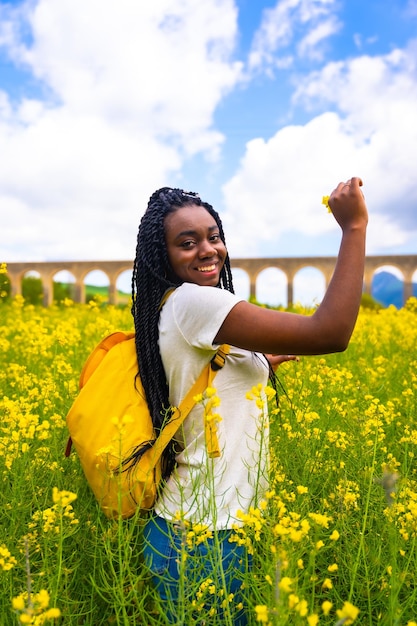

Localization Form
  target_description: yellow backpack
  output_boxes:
[65,331,229,519]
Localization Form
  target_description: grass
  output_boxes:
[1,294,417,625]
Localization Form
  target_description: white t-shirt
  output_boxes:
[155,282,270,530]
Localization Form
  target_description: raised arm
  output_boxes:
[214,177,368,356]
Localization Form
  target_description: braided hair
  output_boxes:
[130,187,234,478]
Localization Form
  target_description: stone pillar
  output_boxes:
[287,281,293,308]
[362,268,373,297]
[8,273,21,298]
[43,283,53,307]
[73,281,84,304]
[404,277,413,305]
[249,277,256,301]
[108,282,117,305]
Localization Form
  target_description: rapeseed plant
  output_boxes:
[12,588,61,624]
[1,296,417,622]
[0,545,17,571]
[194,385,223,457]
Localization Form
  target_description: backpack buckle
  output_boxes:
[210,345,230,371]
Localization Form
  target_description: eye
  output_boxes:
[180,240,196,249]
[209,233,221,242]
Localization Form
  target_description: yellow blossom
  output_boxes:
[309,512,332,528]
[336,601,360,624]
[295,599,308,617]
[0,545,17,571]
[278,576,293,593]
[322,600,333,615]
[12,588,60,624]
[12,596,26,611]
[186,522,213,548]
[52,487,77,508]
[255,605,269,623]
[322,578,333,590]
[264,386,277,401]
[322,195,331,212]
[44,608,61,619]
[288,594,299,609]
[34,588,50,609]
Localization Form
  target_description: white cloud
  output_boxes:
[365,214,416,254]
[292,41,417,227]
[297,17,342,60]
[15,0,242,147]
[248,0,339,72]
[0,0,242,261]
[223,41,417,257]
[222,111,361,256]
[1,0,416,269]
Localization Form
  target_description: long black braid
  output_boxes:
[130,188,234,478]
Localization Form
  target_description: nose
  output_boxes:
[198,238,216,258]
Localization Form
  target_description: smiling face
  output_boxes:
[164,204,227,287]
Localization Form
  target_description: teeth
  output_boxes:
[197,264,216,272]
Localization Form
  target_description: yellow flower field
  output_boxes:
[1,295,417,625]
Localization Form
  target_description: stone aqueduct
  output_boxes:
[5,255,417,307]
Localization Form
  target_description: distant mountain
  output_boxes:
[372,271,417,308]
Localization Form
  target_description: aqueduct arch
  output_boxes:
[4,255,417,307]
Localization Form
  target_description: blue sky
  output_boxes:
[1,0,417,302]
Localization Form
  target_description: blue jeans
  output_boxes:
[143,515,252,625]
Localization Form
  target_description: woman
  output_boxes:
[132,179,368,624]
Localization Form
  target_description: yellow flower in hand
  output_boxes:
[322,195,332,213]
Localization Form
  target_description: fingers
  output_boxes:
[332,177,365,203]
[328,176,367,228]
[267,354,300,372]
[337,177,363,191]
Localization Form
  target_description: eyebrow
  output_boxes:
[174,225,218,240]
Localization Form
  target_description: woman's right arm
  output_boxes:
[214,177,368,357]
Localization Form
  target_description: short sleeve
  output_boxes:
[166,283,243,350]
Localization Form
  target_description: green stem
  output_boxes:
[53,514,64,605]
[348,429,378,607]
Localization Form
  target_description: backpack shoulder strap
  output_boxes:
[149,344,230,461]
